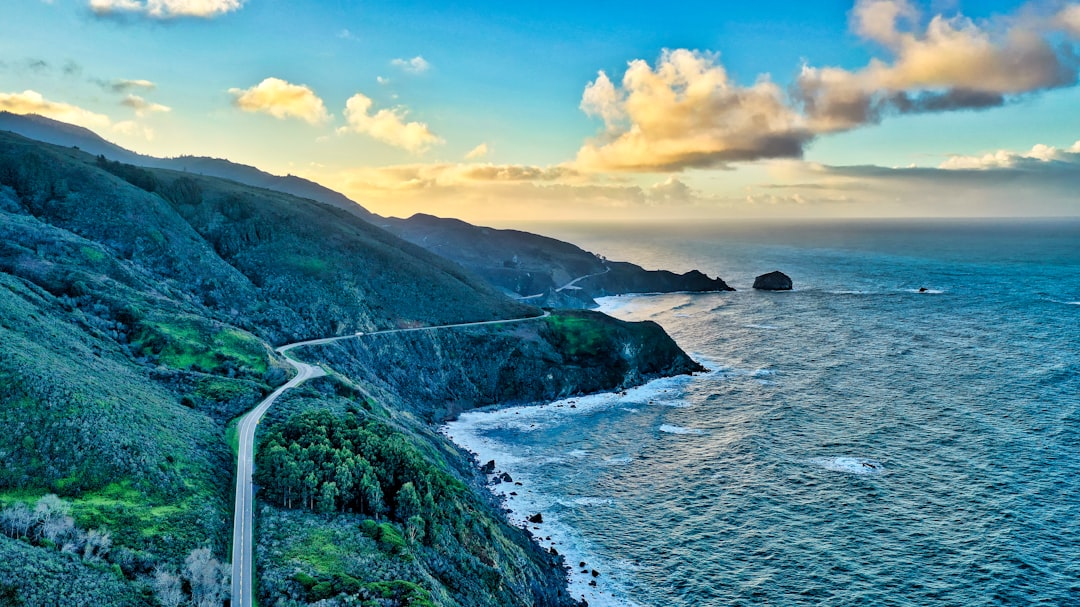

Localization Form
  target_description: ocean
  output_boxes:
[442,219,1080,606]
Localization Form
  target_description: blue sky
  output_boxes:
[3,0,1080,221]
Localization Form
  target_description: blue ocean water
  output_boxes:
[444,219,1080,606]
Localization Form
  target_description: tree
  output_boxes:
[32,494,70,535]
[151,567,185,607]
[81,528,111,561]
[395,482,421,522]
[318,481,338,514]
[0,502,33,538]
[184,547,228,607]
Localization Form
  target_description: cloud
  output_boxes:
[751,145,1080,217]
[1056,5,1080,36]
[229,78,330,125]
[575,49,812,172]
[121,94,171,116]
[109,79,155,92]
[796,0,1080,131]
[938,141,1080,169]
[390,56,430,74]
[464,143,488,160]
[112,120,155,140]
[89,0,245,19]
[0,89,110,129]
[376,76,390,85]
[338,93,442,153]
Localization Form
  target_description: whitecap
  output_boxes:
[745,323,778,330]
[808,456,886,475]
[904,288,945,294]
[659,424,706,435]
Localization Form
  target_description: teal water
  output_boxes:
[445,219,1080,606]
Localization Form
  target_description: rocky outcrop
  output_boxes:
[753,271,793,291]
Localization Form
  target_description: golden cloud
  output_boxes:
[338,93,442,153]
[464,143,488,160]
[574,49,812,172]
[229,78,330,125]
[121,94,171,116]
[90,0,244,19]
[0,90,110,129]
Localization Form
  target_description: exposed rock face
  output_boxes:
[753,271,793,291]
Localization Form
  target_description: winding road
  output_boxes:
[229,311,549,607]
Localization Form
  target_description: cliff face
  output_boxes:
[380,213,734,308]
[306,310,703,422]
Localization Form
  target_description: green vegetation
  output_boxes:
[544,310,621,361]
[252,388,575,607]
[130,314,269,377]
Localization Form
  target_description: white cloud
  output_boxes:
[464,143,488,160]
[797,0,1078,131]
[376,76,390,85]
[390,56,430,74]
[229,78,330,125]
[0,89,110,129]
[121,94,171,116]
[939,142,1080,169]
[575,49,810,171]
[1055,4,1080,36]
[338,93,442,153]
[89,0,244,19]
[110,79,155,92]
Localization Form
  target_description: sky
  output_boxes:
[3,0,1080,223]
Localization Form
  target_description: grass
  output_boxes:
[131,314,269,376]
[226,417,240,459]
[544,311,616,360]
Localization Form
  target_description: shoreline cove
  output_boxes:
[440,295,705,607]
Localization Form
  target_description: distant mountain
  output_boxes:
[0,111,372,219]
[380,213,735,308]
[0,113,733,306]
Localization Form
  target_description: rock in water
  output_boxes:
[753,271,793,291]
[528,513,544,524]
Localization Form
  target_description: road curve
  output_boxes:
[230,311,548,607]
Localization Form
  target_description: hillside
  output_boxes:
[379,213,734,308]
[0,112,372,220]
[0,131,703,607]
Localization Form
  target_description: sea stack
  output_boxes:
[753,271,793,291]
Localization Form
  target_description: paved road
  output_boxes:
[514,267,610,300]
[229,311,548,607]
[556,266,609,292]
